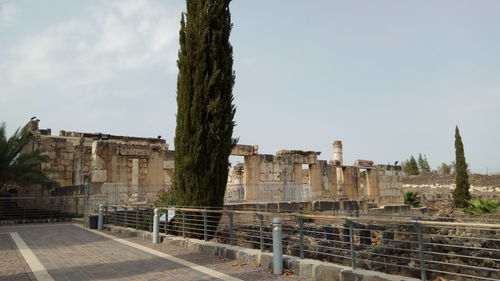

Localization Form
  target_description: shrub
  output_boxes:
[465,198,500,215]
[299,209,314,223]
[155,188,177,207]
[404,191,421,208]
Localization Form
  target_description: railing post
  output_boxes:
[153,208,160,244]
[135,207,139,229]
[229,212,234,246]
[203,208,208,241]
[297,216,304,259]
[272,217,283,275]
[415,221,426,281]
[124,207,128,227]
[22,205,26,224]
[257,214,264,252]
[182,211,186,238]
[165,209,169,234]
[112,206,116,225]
[348,219,356,269]
[49,198,53,222]
[98,204,104,230]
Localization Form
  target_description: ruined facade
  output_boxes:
[225,143,403,205]
[22,120,403,206]
[21,120,173,203]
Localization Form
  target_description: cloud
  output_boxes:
[0,4,17,30]
[3,0,182,88]
[0,3,16,27]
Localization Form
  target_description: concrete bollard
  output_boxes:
[153,208,159,244]
[98,204,104,230]
[272,217,283,275]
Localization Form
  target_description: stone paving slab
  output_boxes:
[101,229,311,281]
[0,233,36,281]
[0,224,309,281]
[0,224,224,280]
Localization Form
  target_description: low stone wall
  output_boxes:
[403,174,500,188]
[225,199,365,213]
[99,223,418,281]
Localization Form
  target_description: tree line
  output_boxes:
[403,155,463,176]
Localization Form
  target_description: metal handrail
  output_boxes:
[107,204,500,229]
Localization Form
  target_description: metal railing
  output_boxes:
[224,184,313,203]
[0,197,82,224]
[105,205,500,281]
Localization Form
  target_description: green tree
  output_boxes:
[417,153,431,174]
[404,155,419,175]
[173,0,236,208]
[0,123,55,192]
[438,162,451,174]
[453,126,471,207]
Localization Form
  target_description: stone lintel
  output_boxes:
[276,150,321,157]
[354,159,374,168]
[231,144,258,156]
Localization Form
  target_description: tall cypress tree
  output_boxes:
[453,126,471,207]
[173,0,236,208]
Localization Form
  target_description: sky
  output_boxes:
[1,0,499,174]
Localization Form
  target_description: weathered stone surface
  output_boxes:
[260,253,273,270]
[298,259,324,278]
[24,120,405,207]
[91,170,107,182]
[231,144,258,156]
[314,264,344,281]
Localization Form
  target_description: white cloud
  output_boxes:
[3,0,182,88]
[0,3,16,27]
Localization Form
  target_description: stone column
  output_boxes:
[333,141,343,165]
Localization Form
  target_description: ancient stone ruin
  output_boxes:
[21,120,404,208]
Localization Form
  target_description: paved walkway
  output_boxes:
[0,224,308,281]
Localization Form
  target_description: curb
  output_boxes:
[101,224,419,281]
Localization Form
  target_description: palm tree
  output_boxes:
[0,123,55,192]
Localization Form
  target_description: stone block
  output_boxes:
[237,248,260,264]
[186,240,201,251]
[314,264,343,281]
[260,253,273,270]
[224,247,238,260]
[284,256,300,274]
[199,243,218,256]
[167,239,185,248]
[296,259,323,278]
[91,170,107,182]
[341,269,364,281]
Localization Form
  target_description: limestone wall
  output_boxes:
[22,120,173,203]
[21,120,404,206]
[376,165,404,205]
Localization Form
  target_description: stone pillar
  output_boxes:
[243,155,261,201]
[333,141,343,165]
[336,167,344,197]
[131,159,139,192]
[309,163,322,200]
[365,169,380,197]
[293,163,303,185]
[342,167,359,197]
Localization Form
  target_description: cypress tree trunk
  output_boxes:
[453,126,471,207]
[173,0,236,209]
